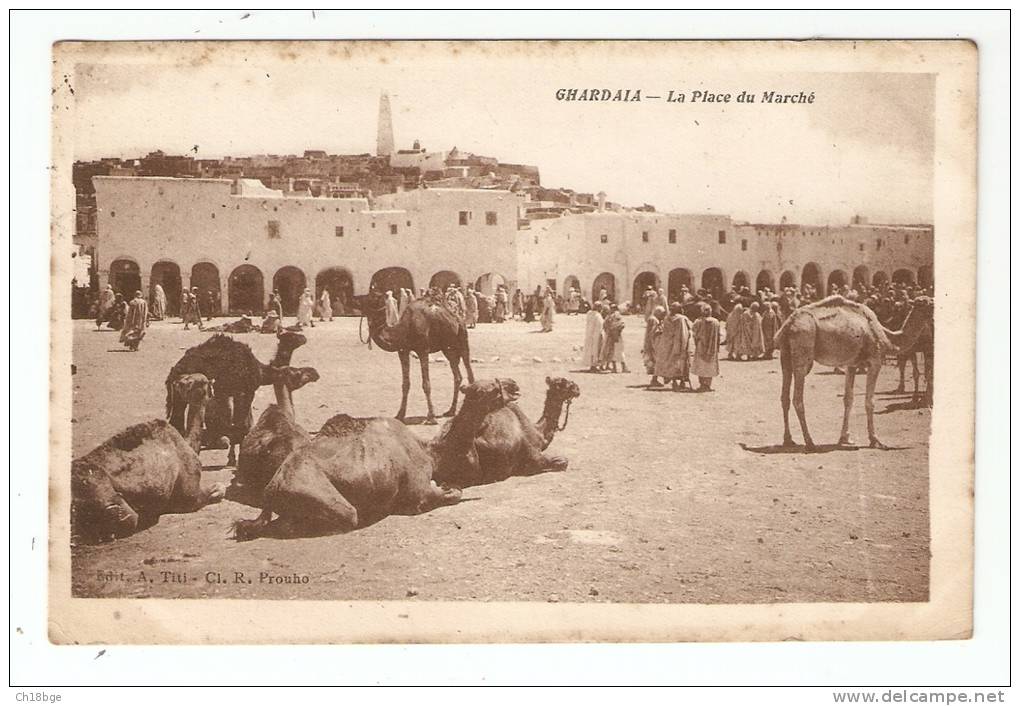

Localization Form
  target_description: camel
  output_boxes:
[360,291,475,424]
[71,374,225,543]
[232,379,518,540]
[232,365,320,502]
[434,376,581,487]
[165,331,307,464]
[775,295,934,451]
[895,316,934,407]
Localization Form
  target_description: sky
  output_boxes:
[69,43,934,225]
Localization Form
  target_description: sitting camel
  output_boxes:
[360,291,475,425]
[775,295,934,450]
[165,331,307,464]
[434,376,581,487]
[232,365,320,502]
[72,374,225,543]
[232,379,518,540]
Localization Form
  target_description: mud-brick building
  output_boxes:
[93,175,933,317]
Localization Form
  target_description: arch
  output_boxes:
[732,270,750,290]
[667,267,694,302]
[190,262,221,317]
[273,266,307,316]
[892,268,916,286]
[562,275,581,296]
[632,271,659,306]
[150,261,182,317]
[228,264,264,315]
[801,262,823,293]
[852,265,870,291]
[109,258,141,297]
[755,270,775,293]
[429,270,462,291]
[592,272,616,302]
[370,266,415,296]
[316,267,355,316]
[872,270,890,288]
[475,272,507,297]
[917,264,933,289]
[701,267,724,298]
[827,269,849,291]
[779,270,797,290]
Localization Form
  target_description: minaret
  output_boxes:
[376,92,395,157]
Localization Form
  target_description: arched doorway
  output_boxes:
[732,270,750,291]
[429,270,462,291]
[802,262,823,293]
[592,272,616,302]
[667,268,693,302]
[273,266,307,316]
[917,264,933,289]
[892,268,916,286]
[109,258,141,297]
[852,265,870,291]
[701,267,724,298]
[228,264,264,314]
[316,267,355,316]
[872,270,890,288]
[563,275,581,296]
[632,271,658,306]
[827,269,849,292]
[779,270,797,290]
[475,272,507,297]
[191,262,221,317]
[756,270,775,293]
[150,261,182,317]
[370,266,415,296]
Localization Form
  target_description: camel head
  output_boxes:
[276,330,308,351]
[71,464,138,544]
[172,373,212,406]
[899,296,934,343]
[281,365,320,391]
[459,378,521,414]
[358,291,388,323]
[545,376,581,403]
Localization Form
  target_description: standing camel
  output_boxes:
[895,311,934,408]
[774,295,934,450]
[361,291,475,424]
[165,331,307,464]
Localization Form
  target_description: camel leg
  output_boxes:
[910,353,920,405]
[838,366,857,446]
[419,351,438,424]
[227,392,254,466]
[865,358,887,449]
[417,481,463,514]
[442,350,462,418]
[396,350,411,421]
[462,349,475,385]
[792,370,815,451]
[896,356,907,393]
[780,342,795,446]
[924,350,934,408]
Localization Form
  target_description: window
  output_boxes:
[641,231,649,243]
[110,210,116,218]
[905,234,910,244]
[406,220,411,227]
[600,234,608,244]
[211,212,216,219]
[371,222,376,228]
[267,220,280,239]
[335,226,344,238]
[485,211,498,226]
[741,239,748,251]
[876,238,883,251]
[668,229,677,244]
[718,230,726,244]
[390,224,398,235]
[859,242,864,251]
[534,236,539,245]
[459,211,470,226]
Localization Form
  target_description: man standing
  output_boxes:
[319,287,333,322]
[581,302,605,373]
[119,290,149,351]
[599,304,629,373]
[692,303,721,392]
[540,288,556,332]
[464,286,478,328]
[655,303,693,391]
[95,284,115,330]
[643,305,666,385]
[641,285,657,318]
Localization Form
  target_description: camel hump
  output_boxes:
[317,414,370,437]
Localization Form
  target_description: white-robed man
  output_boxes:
[580,302,605,372]
[319,288,333,322]
[384,290,400,326]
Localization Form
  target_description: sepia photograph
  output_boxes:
[44,35,978,646]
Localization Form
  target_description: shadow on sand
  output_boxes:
[740,441,910,455]
[877,400,930,415]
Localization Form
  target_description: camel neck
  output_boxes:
[368,314,401,352]
[431,401,485,455]
[185,396,207,454]
[270,345,296,367]
[273,381,294,420]
[886,311,930,352]
[536,395,566,447]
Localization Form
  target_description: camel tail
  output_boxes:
[232,508,273,541]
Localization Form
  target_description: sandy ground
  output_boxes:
[69,313,929,603]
